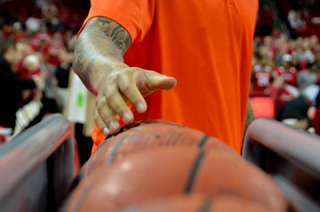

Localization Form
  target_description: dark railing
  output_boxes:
[0,114,78,212]
[242,118,320,212]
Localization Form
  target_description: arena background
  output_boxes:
[0,0,320,212]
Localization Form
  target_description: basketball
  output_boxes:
[60,147,288,212]
[79,120,238,177]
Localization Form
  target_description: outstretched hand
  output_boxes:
[95,67,177,136]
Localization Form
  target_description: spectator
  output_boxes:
[288,9,307,31]
[308,87,320,134]
[266,76,298,120]
[25,17,41,35]
[297,61,319,92]
[273,54,298,87]
[280,95,311,130]
[19,53,43,103]
[10,22,26,41]
[20,54,41,79]
[0,38,40,132]
[252,55,273,93]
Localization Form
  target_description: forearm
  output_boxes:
[73,16,175,135]
[73,17,131,95]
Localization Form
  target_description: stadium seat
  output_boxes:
[0,114,79,212]
[242,118,320,212]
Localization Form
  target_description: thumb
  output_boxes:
[142,71,177,92]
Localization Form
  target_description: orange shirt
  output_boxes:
[80,0,259,154]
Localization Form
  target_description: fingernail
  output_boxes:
[123,112,133,124]
[103,128,109,136]
[109,121,119,132]
[136,102,146,113]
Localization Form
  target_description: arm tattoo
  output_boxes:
[73,17,132,93]
[96,17,131,54]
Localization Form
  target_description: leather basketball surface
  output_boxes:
[79,120,238,177]
[118,194,270,212]
[60,147,288,212]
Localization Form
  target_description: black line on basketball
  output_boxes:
[93,136,114,154]
[185,151,206,193]
[108,136,126,165]
[69,171,84,191]
[197,135,209,148]
[199,199,213,212]
[171,132,181,146]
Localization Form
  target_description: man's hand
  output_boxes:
[95,67,176,136]
[73,16,176,136]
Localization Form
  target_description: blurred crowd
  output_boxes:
[0,0,94,164]
[0,0,79,140]
[251,29,320,131]
[2,23,75,107]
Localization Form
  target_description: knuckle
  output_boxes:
[95,104,113,124]
[105,90,118,104]
[113,107,127,117]
[118,73,135,92]
[96,97,105,108]
[119,81,131,94]
[94,114,104,129]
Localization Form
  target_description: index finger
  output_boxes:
[105,88,134,124]
[119,80,147,114]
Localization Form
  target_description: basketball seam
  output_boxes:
[197,135,209,148]
[185,151,206,193]
[108,136,126,165]
[199,199,213,212]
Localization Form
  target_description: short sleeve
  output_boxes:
[78,0,155,43]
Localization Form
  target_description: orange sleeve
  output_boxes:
[78,0,155,42]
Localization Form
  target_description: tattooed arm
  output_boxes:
[73,17,131,94]
[73,17,176,136]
